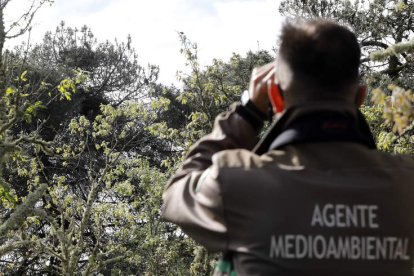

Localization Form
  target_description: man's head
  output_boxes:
[276,20,363,107]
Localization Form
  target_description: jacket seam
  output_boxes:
[217,166,231,253]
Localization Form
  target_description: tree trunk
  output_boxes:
[0,4,5,89]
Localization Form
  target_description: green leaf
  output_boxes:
[20,70,28,82]
[5,87,14,95]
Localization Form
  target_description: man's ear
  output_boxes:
[355,85,367,107]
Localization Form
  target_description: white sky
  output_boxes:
[4,0,284,85]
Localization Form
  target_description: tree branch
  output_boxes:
[0,240,36,256]
[361,40,389,49]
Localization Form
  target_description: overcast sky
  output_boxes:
[5,0,284,85]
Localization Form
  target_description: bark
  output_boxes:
[0,4,5,88]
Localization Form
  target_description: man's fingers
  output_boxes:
[262,66,276,83]
[247,62,277,114]
[252,62,275,77]
[251,64,276,90]
[253,67,276,91]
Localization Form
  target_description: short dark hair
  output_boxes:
[279,20,360,91]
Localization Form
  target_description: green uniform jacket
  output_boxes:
[162,101,414,276]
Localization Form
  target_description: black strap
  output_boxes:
[235,102,266,132]
[254,108,376,155]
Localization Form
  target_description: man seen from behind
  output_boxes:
[162,19,414,276]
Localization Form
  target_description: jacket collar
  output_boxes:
[253,101,376,155]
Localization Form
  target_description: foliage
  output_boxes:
[176,32,274,147]
[371,38,414,61]
[368,84,414,154]
[0,1,87,272]
[8,21,159,145]
[0,27,187,276]
[279,0,414,89]
[0,87,194,274]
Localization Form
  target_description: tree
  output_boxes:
[0,49,88,276]
[279,0,414,88]
[175,33,274,147]
[0,1,91,273]
[11,22,158,141]
[0,25,189,273]
[28,22,158,106]
[0,0,53,59]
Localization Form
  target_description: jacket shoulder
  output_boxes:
[377,151,414,168]
[212,148,287,169]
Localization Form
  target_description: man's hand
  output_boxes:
[248,62,277,114]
